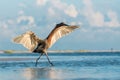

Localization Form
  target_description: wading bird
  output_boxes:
[13,22,79,66]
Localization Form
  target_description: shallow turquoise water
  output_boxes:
[0,52,120,80]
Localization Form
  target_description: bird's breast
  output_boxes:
[33,41,47,53]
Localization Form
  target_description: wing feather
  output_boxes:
[46,25,79,48]
[13,31,39,51]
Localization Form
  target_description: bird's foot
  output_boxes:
[35,62,38,67]
[35,64,37,67]
[50,62,54,66]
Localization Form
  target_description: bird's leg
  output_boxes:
[45,52,54,66]
[35,53,43,67]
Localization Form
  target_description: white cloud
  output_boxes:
[18,10,24,15]
[51,0,66,10]
[51,0,78,18]
[48,7,56,17]
[64,4,78,18]
[82,0,104,27]
[83,0,92,8]
[90,12,104,27]
[17,15,34,25]
[7,19,15,25]
[105,10,120,27]
[0,22,15,38]
[36,0,48,6]
[82,0,120,27]
[19,3,26,8]
[16,15,38,32]
[70,21,82,26]
[0,22,7,29]
[70,22,77,25]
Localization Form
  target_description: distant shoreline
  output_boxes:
[0,50,120,54]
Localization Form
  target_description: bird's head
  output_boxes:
[55,22,69,28]
[56,22,80,28]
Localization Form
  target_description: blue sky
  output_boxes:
[0,0,120,50]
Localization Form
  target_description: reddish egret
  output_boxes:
[13,22,79,66]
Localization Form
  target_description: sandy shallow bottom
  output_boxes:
[0,53,120,80]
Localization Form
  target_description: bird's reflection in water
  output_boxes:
[22,67,64,80]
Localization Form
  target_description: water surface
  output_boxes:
[0,52,120,80]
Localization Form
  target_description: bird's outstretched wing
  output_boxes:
[13,31,40,51]
[46,22,79,48]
